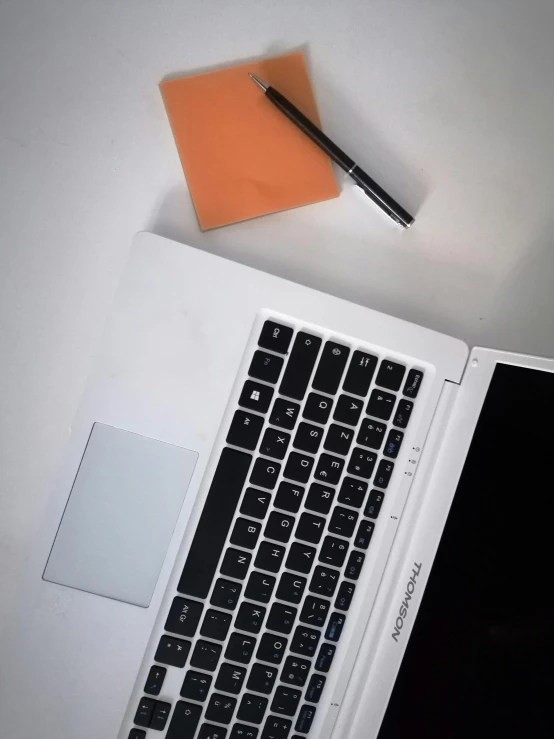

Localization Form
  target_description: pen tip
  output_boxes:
[248,73,269,92]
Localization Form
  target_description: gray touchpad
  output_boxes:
[44,423,198,607]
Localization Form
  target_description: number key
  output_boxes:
[319,536,348,567]
[366,389,396,421]
[291,626,320,657]
[337,477,367,508]
[300,596,330,627]
[347,448,377,479]
[309,566,339,597]
[357,418,387,450]
[281,655,311,687]
[328,506,358,538]
[271,686,301,716]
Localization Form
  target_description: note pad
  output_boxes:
[160,52,339,230]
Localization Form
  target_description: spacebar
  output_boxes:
[178,447,252,599]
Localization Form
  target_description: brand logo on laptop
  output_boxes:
[391,562,422,642]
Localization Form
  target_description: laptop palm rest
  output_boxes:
[43,423,198,607]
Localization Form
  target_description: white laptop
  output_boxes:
[1,232,552,739]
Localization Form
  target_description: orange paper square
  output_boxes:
[160,52,339,230]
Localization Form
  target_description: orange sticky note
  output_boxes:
[160,52,339,230]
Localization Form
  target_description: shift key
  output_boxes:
[279,332,322,400]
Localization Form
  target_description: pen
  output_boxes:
[249,73,414,229]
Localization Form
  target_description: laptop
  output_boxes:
[1,232,552,739]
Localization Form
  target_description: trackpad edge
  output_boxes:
[43,423,198,607]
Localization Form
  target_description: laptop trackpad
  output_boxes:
[44,423,198,607]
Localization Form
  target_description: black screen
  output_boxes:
[378,363,554,739]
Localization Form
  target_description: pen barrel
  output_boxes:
[350,168,414,228]
[266,88,355,171]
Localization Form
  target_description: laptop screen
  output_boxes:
[377,362,554,739]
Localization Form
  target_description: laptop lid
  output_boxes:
[343,348,554,739]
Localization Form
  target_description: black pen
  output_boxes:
[249,73,414,229]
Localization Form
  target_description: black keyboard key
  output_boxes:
[216,663,247,694]
[286,543,316,574]
[231,724,259,739]
[324,424,354,456]
[239,380,274,414]
[144,665,166,696]
[154,635,191,668]
[238,694,269,724]
[276,572,306,604]
[291,626,321,657]
[293,422,324,454]
[347,448,377,479]
[270,399,301,430]
[165,597,204,638]
[211,579,242,610]
[206,694,237,725]
[179,448,251,598]
[345,551,365,580]
[198,724,227,739]
[241,488,272,520]
[151,701,171,731]
[249,350,285,384]
[247,663,279,694]
[337,477,367,508]
[201,609,233,641]
[342,350,378,396]
[271,686,301,716]
[266,603,297,634]
[374,459,394,489]
[255,542,286,573]
[274,482,304,513]
[279,332,322,400]
[283,452,314,484]
[191,640,222,671]
[312,341,350,395]
[325,612,346,642]
[225,633,257,664]
[281,655,311,687]
[300,596,330,627]
[366,389,396,421]
[357,418,387,450]
[129,730,146,739]
[259,321,293,354]
[295,512,326,544]
[166,701,202,739]
[309,566,339,597]
[134,697,155,727]
[235,602,266,634]
[403,368,424,398]
[335,581,355,611]
[364,489,384,519]
[262,716,292,739]
[328,506,358,538]
[375,360,406,391]
[245,571,276,603]
[256,634,288,664]
[303,392,333,424]
[384,429,404,459]
[305,673,326,703]
[231,518,262,549]
[319,536,348,567]
[315,643,335,672]
[265,511,295,543]
[333,394,363,426]
[227,411,265,451]
[181,670,213,701]
[221,548,252,582]
[314,454,344,485]
[393,399,413,428]
[259,428,291,460]
[250,459,281,490]
[354,519,375,549]
[304,483,335,514]
[295,705,316,734]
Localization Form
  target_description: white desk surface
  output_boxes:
[1,0,554,621]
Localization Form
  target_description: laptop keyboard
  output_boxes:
[129,318,424,739]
